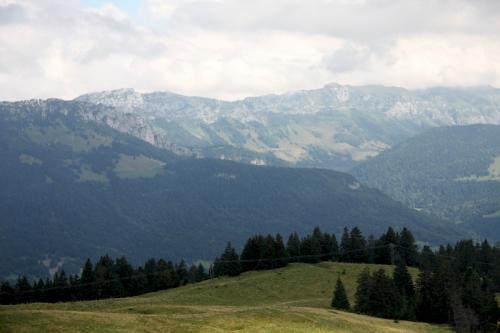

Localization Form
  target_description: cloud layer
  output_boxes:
[1,0,500,101]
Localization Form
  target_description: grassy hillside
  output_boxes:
[0,262,451,333]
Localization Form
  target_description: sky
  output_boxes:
[1,0,500,101]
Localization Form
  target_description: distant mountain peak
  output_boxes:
[72,84,500,170]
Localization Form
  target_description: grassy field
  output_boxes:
[0,262,452,333]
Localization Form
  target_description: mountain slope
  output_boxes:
[77,84,500,171]
[352,124,500,240]
[0,99,462,278]
[0,262,451,333]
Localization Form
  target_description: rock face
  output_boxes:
[76,84,500,171]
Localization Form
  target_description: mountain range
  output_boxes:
[77,84,500,171]
[0,98,460,279]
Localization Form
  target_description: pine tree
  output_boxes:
[366,234,377,264]
[274,233,288,268]
[286,232,301,263]
[419,245,437,271]
[300,234,321,263]
[156,259,175,289]
[176,260,189,285]
[393,259,415,319]
[79,258,95,300]
[213,242,241,277]
[398,228,418,266]
[320,232,333,261]
[415,269,434,322]
[188,264,199,284]
[331,277,350,310]
[95,256,124,298]
[0,281,15,304]
[144,258,158,291]
[349,227,367,263]
[461,269,499,332]
[354,268,372,314]
[197,264,207,282]
[115,256,133,295]
[330,233,340,261]
[241,236,261,272]
[32,278,45,302]
[15,275,32,303]
[262,235,276,269]
[130,268,148,296]
[340,227,351,262]
[375,227,398,264]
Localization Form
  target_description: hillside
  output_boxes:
[0,99,462,279]
[77,84,500,170]
[0,262,451,333]
[352,124,500,241]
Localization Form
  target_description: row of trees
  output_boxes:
[0,256,207,304]
[212,226,419,277]
[331,253,500,332]
[210,226,500,331]
[3,224,500,332]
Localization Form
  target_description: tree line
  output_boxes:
[2,225,500,333]
[212,226,420,277]
[212,226,500,332]
[0,256,207,304]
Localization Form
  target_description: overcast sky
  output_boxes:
[1,0,500,101]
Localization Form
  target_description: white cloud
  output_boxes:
[0,0,499,101]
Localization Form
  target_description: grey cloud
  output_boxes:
[323,44,372,73]
[0,3,28,25]
[168,0,500,40]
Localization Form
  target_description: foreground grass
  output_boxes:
[0,262,451,333]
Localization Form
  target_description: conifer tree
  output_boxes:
[415,269,434,322]
[241,236,262,271]
[144,258,158,291]
[286,232,301,262]
[80,259,95,289]
[375,227,398,264]
[94,256,124,298]
[349,227,367,263]
[393,259,415,319]
[330,233,340,261]
[419,245,437,271]
[0,281,15,304]
[398,228,418,266]
[156,259,175,290]
[354,268,372,314]
[274,233,288,268]
[176,260,189,285]
[15,275,32,303]
[366,234,377,264]
[262,235,276,269]
[115,256,133,294]
[213,242,241,277]
[368,269,400,319]
[300,234,321,263]
[340,227,351,262]
[130,268,148,296]
[197,264,206,282]
[331,277,350,310]
[188,264,199,284]
[320,232,333,261]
